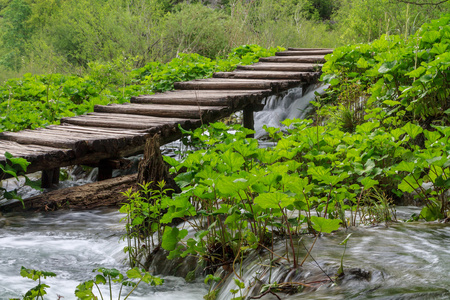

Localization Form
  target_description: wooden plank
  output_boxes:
[94,103,228,119]
[213,71,321,80]
[0,130,89,152]
[259,56,326,63]
[174,78,302,90]
[82,113,195,124]
[287,47,333,51]
[131,89,272,106]
[36,127,149,156]
[237,63,321,72]
[0,140,71,159]
[49,124,147,136]
[61,113,200,130]
[276,50,333,56]
[174,78,274,90]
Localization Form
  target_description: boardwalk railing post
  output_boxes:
[243,105,255,138]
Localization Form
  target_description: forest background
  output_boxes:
[0,0,449,81]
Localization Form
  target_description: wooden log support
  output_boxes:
[41,167,60,188]
[98,159,114,181]
[137,134,180,193]
[302,83,311,96]
[243,105,255,138]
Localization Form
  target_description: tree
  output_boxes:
[0,0,32,70]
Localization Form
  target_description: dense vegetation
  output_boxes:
[0,0,448,79]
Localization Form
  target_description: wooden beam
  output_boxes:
[41,167,60,188]
[98,159,113,181]
[243,105,255,138]
[259,56,326,63]
[276,50,333,56]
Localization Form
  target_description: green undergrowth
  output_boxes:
[117,18,450,296]
[0,44,283,132]
[121,117,449,293]
[319,13,450,132]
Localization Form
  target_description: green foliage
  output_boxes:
[162,3,229,58]
[0,152,40,206]
[155,113,449,274]
[119,181,173,267]
[75,267,163,300]
[0,0,32,70]
[15,267,56,300]
[334,0,450,43]
[320,14,450,131]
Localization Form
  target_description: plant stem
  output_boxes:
[300,233,319,267]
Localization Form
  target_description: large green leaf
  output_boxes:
[254,192,294,209]
[161,227,188,251]
[310,216,341,233]
[402,122,423,139]
[378,60,397,74]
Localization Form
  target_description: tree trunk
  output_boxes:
[137,134,181,194]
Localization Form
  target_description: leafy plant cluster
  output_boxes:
[0,151,40,204]
[119,117,447,297]
[11,266,163,300]
[320,13,450,132]
[0,44,282,132]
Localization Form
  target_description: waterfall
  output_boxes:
[254,84,328,139]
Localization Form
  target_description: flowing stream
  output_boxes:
[0,209,208,299]
[1,86,449,299]
[1,208,449,299]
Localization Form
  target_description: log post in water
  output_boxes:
[302,83,311,97]
[137,134,180,193]
[243,105,255,138]
[98,159,113,181]
[41,167,60,188]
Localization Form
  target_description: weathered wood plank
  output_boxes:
[237,63,321,72]
[131,89,272,106]
[94,103,228,119]
[259,56,326,63]
[61,113,201,131]
[287,48,333,51]
[276,50,333,56]
[0,130,89,154]
[48,124,147,136]
[174,78,274,90]
[174,78,302,91]
[36,127,147,155]
[0,140,76,174]
[214,71,321,81]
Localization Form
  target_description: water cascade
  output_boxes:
[254,84,328,139]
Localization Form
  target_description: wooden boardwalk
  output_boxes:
[0,48,331,187]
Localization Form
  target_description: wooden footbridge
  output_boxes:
[0,48,331,188]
